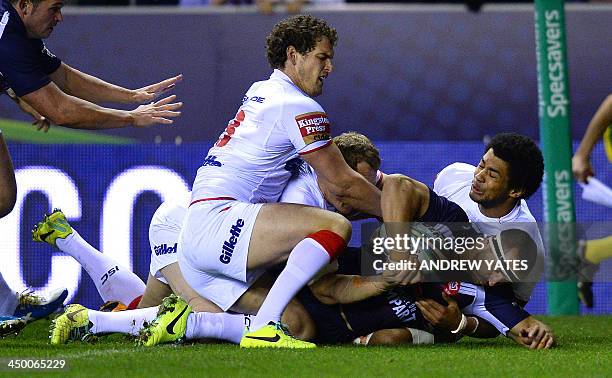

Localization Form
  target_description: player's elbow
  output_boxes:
[383,174,419,200]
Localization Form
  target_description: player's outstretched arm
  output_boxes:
[573,94,612,182]
[0,132,16,218]
[507,316,555,349]
[49,63,183,105]
[21,82,181,130]
[304,143,381,217]
[309,274,391,305]
[6,89,51,132]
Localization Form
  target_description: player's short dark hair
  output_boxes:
[266,15,338,70]
[334,132,381,171]
[485,133,544,200]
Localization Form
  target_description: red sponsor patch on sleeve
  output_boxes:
[295,112,331,146]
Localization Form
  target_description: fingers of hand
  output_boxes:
[154,95,178,106]
[151,117,174,125]
[153,110,181,118]
[155,102,183,112]
[529,327,546,349]
[150,74,183,91]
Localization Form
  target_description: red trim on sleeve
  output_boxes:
[189,197,236,207]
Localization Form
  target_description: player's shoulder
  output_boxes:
[515,200,537,222]
[434,162,474,195]
[264,70,324,110]
[437,162,475,179]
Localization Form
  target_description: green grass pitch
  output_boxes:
[1,316,611,376]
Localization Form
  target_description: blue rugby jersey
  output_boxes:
[0,0,61,97]
[300,281,530,344]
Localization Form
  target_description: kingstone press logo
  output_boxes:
[295,112,331,145]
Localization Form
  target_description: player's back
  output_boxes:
[192,70,331,204]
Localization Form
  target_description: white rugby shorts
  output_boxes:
[148,220,180,285]
[178,199,264,310]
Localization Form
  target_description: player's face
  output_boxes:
[23,0,64,39]
[469,148,513,208]
[356,161,377,186]
[294,37,334,97]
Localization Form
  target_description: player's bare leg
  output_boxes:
[137,274,173,309]
[240,203,349,347]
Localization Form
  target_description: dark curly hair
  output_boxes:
[266,15,338,69]
[485,133,544,200]
[334,132,381,171]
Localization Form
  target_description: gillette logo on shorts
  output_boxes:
[295,112,331,145]
[219,219,245,264]
[154,243,177,256]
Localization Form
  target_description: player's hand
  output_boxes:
[129,95,182,127]
[382,251,422,287]
[572,153,594,183]
[131,74,183,104]
[416,292,462,330]
[517,322,555,350]
[17,96,51,132]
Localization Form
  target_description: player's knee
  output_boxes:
[307,214,351,260]
[321,212,352,242]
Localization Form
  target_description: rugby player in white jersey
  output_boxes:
[164,15,382,349]
[432,133,545,305]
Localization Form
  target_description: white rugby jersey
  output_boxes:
[433,162,545,302]
[279,163,331,210]
[192,70,332,204]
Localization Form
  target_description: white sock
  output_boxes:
[0,272,18,316]
[88,307,159,336]
[56,230,146,304]
[251,238,330,331]
[185,312,248,344]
